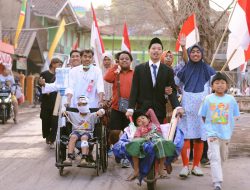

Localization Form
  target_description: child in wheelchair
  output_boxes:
[63,95,105,166]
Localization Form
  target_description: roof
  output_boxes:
[32,0,80,25]
[15,30,37,56]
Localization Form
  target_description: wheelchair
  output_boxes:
[55,107,108,176]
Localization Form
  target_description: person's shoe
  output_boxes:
[49,143,55,149]
[191,166,204,176]
[214,186,221,190]
[201,158,210,165]
[179,166,190,178]
[121,158,130,168]
[79,158,87,166]
[13,118,17,124]
[63,158,72,165]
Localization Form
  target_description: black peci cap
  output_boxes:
[148,37,163,49]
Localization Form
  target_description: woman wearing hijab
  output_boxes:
[176,44,216,178]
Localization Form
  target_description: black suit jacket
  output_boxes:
[128,62,180,120]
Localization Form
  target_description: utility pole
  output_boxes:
[25,0,31,28]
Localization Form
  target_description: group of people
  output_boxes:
[38,36,240,190]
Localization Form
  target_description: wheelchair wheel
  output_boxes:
[56,140,64,176]
[95,142,100,176]
[147,163,156,190]
[100,126,108,172]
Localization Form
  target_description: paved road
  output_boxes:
[0,108,249,190]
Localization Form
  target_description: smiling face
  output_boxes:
[189,47,202,63]
[212,79,228,96]
[70,52,81,67]
[118,53,131,71]
[148,43,163,62]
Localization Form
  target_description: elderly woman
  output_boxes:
[176,44,216,177]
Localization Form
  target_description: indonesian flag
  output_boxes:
[227,0,250,71]
[228,0,250,50]
[121,22,131,52]
[14,0,27,49]
[72,37,79,50]
[175,14,199,51]
[90,3,105,67]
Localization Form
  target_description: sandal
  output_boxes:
[157,170,170,179]
[126,173,139,181]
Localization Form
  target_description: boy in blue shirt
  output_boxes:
[199,72,240,190]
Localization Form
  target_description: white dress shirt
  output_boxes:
[149,60,160,86]
[65,65,104,108]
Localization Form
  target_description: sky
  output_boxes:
[70,0,234,11]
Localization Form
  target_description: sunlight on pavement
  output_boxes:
[0,147,45,159]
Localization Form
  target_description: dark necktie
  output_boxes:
[151,64,157,81]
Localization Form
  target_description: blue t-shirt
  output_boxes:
[198,93,240,140]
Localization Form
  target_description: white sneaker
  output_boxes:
[179,166,190,177]
[191,166,204,176]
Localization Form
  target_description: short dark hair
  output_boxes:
[80,49,94,56]
[49,58,63,68]
[211,72,228,85]
[116,51,133,61]
[70,50,80,57]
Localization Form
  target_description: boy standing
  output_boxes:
[199,72,240,190]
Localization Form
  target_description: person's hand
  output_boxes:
[165,86,173,95]
[98,100,104,108]
[176,107,185,118]
[114,64,121,74]
[97,108,105,117]
[125,110,133,119]
[179,33,186,47]
[208,137,217,142]
[39,77,45,87]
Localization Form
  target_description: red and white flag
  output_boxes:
[90,3,105,67]
[72,38,79,50]
[175,13,199,51]
[228,0,250,50]
[227,0,250,70]
[121,22,131,52]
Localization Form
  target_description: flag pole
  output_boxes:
[210,0,237,67]
[220,48,237,72]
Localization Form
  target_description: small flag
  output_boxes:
[90,3,105,67]
[48,18,66,61]
[227,0,250,70]
[121,22,131,52]
[228,0,250,50]
[175,14,199,51]
[72,37,79,50]
[14,0,27,49]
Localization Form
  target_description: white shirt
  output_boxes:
[149,60,160,86]
[65,65,104,108]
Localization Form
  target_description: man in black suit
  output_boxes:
[126,37,183,123]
